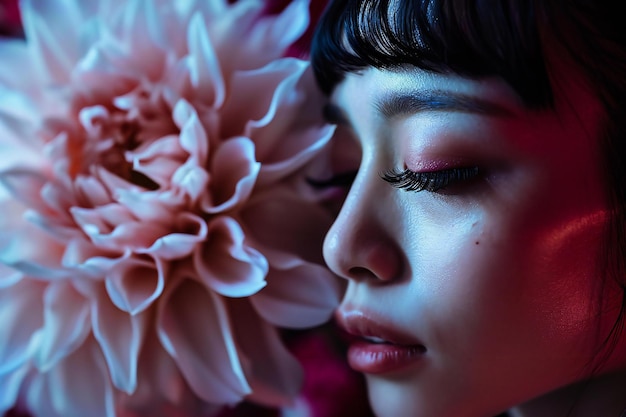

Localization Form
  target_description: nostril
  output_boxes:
[348,266,378,280]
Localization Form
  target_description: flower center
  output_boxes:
[97,115,159,190]
[71,87,180,190]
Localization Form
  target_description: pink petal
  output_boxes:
[187,13,225,108]
[0,88,42,150]
[61,237,125,277]
[46,339,116,417]
[249,63,334,185]
[71,205,170,252]
[211,0,300,72]
[228,298,303,407]
[0,168,48,211]
[140,212,207,260]
[95,167,144,197]
[130,135,187,189]
[78,104,109,134]
[248,0,310,59]
[0,264,21,289]
[35,281,91,371]
[20,0,76,84]
[173,99,209,165]
[0,279,46,373]
[242,187,334,264]
[194,216,268,297]
[0,40,37,91]
[118,0,167,75]
[74,175,113,207]
[171,160,210,204]
[22,372,57,417]
[115,188,179,221]
[201,137,260,214]
[157,278,251,404]
[40,181,79,223]
[0,362,29,414]
[70,204,134,237]
[219,60,300,140]
[0,212,68,279]
[252,262,342,329]
[105,254,166,315]
[120,329,188,410]
[92,287,147,394]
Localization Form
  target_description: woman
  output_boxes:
[310,1,626,416]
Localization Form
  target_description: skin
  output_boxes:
[322,65,626,417]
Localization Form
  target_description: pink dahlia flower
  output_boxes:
[0,0,341,416]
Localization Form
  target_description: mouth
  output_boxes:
[335,309,427,374]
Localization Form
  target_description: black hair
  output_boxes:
[311,0,626,411]
[311,0,553,106]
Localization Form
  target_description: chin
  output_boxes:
[366,376,431,417]
[366,375,500,417]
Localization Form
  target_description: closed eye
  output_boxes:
[381,167,480,193]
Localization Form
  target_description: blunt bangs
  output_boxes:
[311,0,553,107]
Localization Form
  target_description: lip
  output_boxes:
[336,309,427,374]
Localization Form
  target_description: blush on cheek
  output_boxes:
[523,209,616,343]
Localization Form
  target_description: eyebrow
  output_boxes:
[375,90,514,119]
[322,90,514,127]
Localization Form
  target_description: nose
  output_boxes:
[322,175,404,283]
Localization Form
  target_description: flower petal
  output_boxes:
[22,372,57,417]
[20,0,78,84]
[173,99,208,165]
[0,279,46,374]
[105,254,166,315]
[92,288,147,394]
[115,188,179,221]
[228,298,303,407]
[242,186,334,264]
[250,0,310,58]
[0,210,68,279]
[0,40,36,91]
[0,168,48,211]
[130,135,187,189]
[0,363,29,414]
[219,58,302,139]
[201,137,260,214]
[139,212,207,260]
[187,12,225,108]
[250,63,334,185]
[211,0,301,72]
[157,278,251,404]
[194,216,268,297]
[74,174,113,207]
[0,266,21,289]
[35,281,91,372]
[61,238,126,277]
[252,262,341,329]
[46,339,117,417]
[171,160,210,204]
[71,205,169,252]
[120,329,189,411]
[0,87,41,149]
[119,0,167,81]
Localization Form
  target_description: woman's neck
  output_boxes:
[509,371,626,417]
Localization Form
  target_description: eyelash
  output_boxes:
[381,166,480,193]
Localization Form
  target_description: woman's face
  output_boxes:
[322,66,624,417]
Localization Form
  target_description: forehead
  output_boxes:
[331,67,525,122]
[330,65,604,142]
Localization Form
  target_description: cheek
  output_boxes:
[453,207,613,352]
